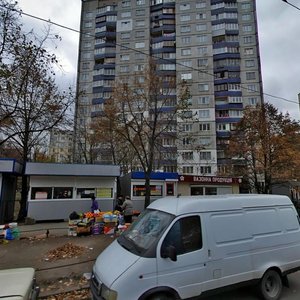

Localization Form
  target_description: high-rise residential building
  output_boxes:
[74,0,263,176]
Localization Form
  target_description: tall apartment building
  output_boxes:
[74,0,263,176]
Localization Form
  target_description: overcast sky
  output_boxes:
[16,0,300,121]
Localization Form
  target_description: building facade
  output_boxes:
[49,129,73,163]
[74,0,263,176]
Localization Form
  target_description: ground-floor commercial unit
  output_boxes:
[120,172,241,211]
[26,162,120,221]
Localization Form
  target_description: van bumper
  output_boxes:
[30,278,40,300]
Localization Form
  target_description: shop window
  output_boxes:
[96,188,113,198]
[206,187,217,195]
[161,216,202,256]
[31,187,52,200]
[191,186,204,195]
[53,187,73,199]
[76,188,95,198]
[166,183,174,196]
[133,185,163,196]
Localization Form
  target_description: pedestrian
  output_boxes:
[114,196,123,212]
[91,195,99,212]
[121,196,134,223]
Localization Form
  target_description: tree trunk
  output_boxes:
[144,173,151,209]
[17,171,28,221]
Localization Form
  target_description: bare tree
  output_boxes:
[0,4,74,219]
[94,60,190,207]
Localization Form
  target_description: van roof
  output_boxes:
[147,194,292,216]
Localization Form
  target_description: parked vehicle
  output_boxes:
[91,194,300,300]
[0,267,39,300]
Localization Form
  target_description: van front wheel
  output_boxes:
[259,269,283,300]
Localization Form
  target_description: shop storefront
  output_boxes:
[26,162,120,221]
[178,175,242,195]
[120,172,178,211]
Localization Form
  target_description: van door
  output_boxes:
[156,215,208,299]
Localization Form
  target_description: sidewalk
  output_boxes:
[0,221,115,297]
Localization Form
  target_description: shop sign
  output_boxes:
[179,175,242,185]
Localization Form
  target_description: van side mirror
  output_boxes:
[161,245,177,261]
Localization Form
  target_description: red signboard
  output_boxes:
[179,175,242,185]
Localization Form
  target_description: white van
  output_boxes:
[91,194,300,300]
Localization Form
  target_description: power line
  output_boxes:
[282,0,300,11]
[1,3,299,106]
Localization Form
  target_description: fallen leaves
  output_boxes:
[44,288,90,300]
[44,242,87,261]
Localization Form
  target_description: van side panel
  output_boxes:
[205,211,254,291]
[248,206,300,277]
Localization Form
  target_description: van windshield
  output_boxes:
[117,209,174,257]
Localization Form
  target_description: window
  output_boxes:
[31,187,52,200]
[137,0,145,5]
[198,58,208,67]
[200,166,211,174]
[136,9,145,16]
[181,73,192,80]
[181,60,192,67]
[122,0,131,7]
[76,188,95,199]
[198,84,209,92]
[241,3,251,10]
[247,84,258,92]
[54,187,73,199]
[136,20,145,27]
[198,109,210,118]
[198,96,210,105]
[120,65,129,72]
[246,72,256,80]
[181,36,191,44]
[181,48,191,56]
[245,59,255,67]
[120,54,130,61]
[180,15,191,22]
[243,25,252,32]
[84,21,93,28]
[243,36,253,44]
[196,24,207,31]
[244,48,254,55]
[180,4,190,10]
[200,151,211,160]
[199,123,211,131]
[161,216,202,256]
[135,42,145,48]
[121,11,131,18]
[182,151,193,160]
[183,137,192,145]
[182,166,194,174]
[197,35,208,43]
[242,14,251,21]
[196,13,206,20]
[133,185,162,196]
[136,31,145,38]
[121,32,131,39]
[181,25,191,33]
[248,97,258,105]
[196,1,206,9]
[198,46,208,55]
[181,123,193,131]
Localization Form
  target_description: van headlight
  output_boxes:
[101,283,118,300]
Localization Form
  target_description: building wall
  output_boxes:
[75,0,263,175]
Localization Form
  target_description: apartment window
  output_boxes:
[246,72,256,80]
[182,151,193,160]
[197,35,208,43]
[135,42,145,48]
[180,4,190,10]
[198,58,208,67]
[196,1,206,9]
[183,166,194,174]
[198,46,208,55]
[245,59,255,67]
[82,52,91,60]
[120,65,129,73]
[196,24,207,31]
[181,73,192,80]
[84,21,93,28]
[121,11,131,18]
[241,3,251,10]
[82,62,90,70]
[198,84,209,92]
[80,73,89,81]
[181,48,191,56]
[180,15,191,22]
[120,54,130,61]
[136,20,145,27]
[198,96,210,105]
[135,52,145,60]
[181,36,191,44]
[183,137,193,145]
[200,166,211,174]
[122,0,131,7]
[181,60,192,67]
[181,25,191,33]
[198,109,210,118]
[244,48,254,55]
[243,36,253,44]
[85,12,93,19]
[199,137,211,146]
[248,97,258,105]
[196,13,206,20]
[136,9,145,16]
[121,33,130,40]
[247,84,258,92]
[243,25,252,32]
[136,31,145,38]
[200,151,211,160]
[199,123,211,132]
[181,123,193,132]
[242,14,251,21]
[137,0,145,5]
[134,64,144,71]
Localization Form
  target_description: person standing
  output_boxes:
[91,195,99,212]
[121,196,134,223]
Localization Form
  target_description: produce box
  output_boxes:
[103,214,117,223]
[76,226,91,235]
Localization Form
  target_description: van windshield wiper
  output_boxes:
[118,235,142,254]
